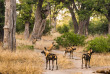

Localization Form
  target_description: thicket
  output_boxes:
[87,36,110,53]
[57,24,69,34]
[55,32,86,47]
[88,17,108,35]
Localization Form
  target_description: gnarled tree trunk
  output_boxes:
[85,17,90,36]
[3,0,16,51]
[68,5,79,34]
[31,0,49,40]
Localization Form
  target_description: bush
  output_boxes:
[55,32,86,47]
[88,18,108,35]
[87,36,110,53]
[43,20,52,35]
[57,24,69,34]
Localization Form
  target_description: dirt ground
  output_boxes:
[34,32,110,74]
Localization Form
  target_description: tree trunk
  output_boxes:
[78,20,87,35]
[31,0,49,40]
[24,21,29,39]
[3,0,16,51]
[54,17,57,31]
[31,0,43,40]
[85,17,90,36]
[67,6,79,34]
[49,2,51,27]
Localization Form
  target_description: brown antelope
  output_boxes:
[64,45,76,59]
[82,48,94,69]
[41,47,58,71]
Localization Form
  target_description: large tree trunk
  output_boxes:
[31,0,49,40]
[3,0,16,51]
[31,0,43,40]
[78,20,88,35]
[49,2,51,27]
[24,21,29,39]
[68,6,79,34]
[85,17,90,36]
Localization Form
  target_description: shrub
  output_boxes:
[88,18,108,35]
[55,32,86,47]
[87,36,110,53]
[54,44,59,50]
[43,20,52,35]
[57,24,69,34]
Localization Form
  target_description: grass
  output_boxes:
[0,33,75,74]
[91,53,110,67]
[0,49,44,74]
[58,55,74,69]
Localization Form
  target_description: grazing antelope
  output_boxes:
[65,45,76,59]
[82,48,94,69]
[46,42,55,51]
[41,47,58,71]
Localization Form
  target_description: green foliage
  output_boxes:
[88,17,108,35]
[16,0,35,33]
[57,25,69,34]
[17,44,34,50]
[43,20,52,35]
[87,36,110,53]
[55,32,86,47]
[54,44,59,50]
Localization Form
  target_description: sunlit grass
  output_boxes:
[0,49,44,74]
[91,53,110,67]
[58,55,74,69]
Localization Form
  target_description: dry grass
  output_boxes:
[58,55,74,69]
[0,49,44,74]
[91,53,110,66]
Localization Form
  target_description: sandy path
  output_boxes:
[34,33,110,74]
[35,49,110,74]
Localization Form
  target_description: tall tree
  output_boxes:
[60,0,94,35]
[31,0,50,40]
[17,0,34,39]
[3,0,16,51]
[93,0,110,34]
